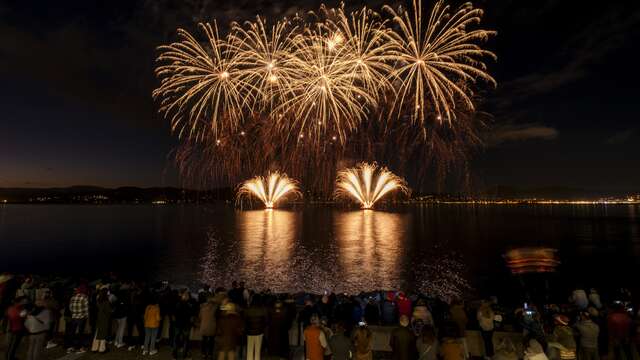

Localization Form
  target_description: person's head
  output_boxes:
[180,290,190,302]
[590,288,598,294]
[399,315,410,327]
[206,295,216,304]
[587,307,599,318]
[231,281,238,289]
[239,281,245,288]
[310,314,320,326]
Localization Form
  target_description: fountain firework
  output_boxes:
[237,171,302,209]
[335,163,409,209]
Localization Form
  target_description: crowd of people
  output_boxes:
[1,273,640,360]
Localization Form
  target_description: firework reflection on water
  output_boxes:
[200,209,471,298]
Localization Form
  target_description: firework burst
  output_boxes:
[384,0,496,129]
[237,171,302,209]
[228,17,299,111]
[335,163,410,209]
[154,1,497,194]
[153,22,256,141]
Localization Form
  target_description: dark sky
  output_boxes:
[1,0,639,192]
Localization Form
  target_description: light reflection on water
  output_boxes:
[334,210,410,292]
[2,204,639,299]
[201,209,417,294]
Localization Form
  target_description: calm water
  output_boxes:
[1,203,639,301]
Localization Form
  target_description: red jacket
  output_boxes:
[6,304,25,333]
[397,296,412,318]
[608,311,632,340]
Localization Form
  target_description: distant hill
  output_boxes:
[0,186,234,203]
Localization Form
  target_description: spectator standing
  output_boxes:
[477,301,495,359]
[91,288,112,353]
[266,300,292,359]
[329,322,353,360]
[112,287,128,348]
[217,303,244,360]
[6,297,28,360]
[199,294,220,360]
[351,323,372,360]
[575,311,600,360]
[382,292,398,326]
[127,282,146,351]
[143,297,162,356]
[389,315,417,360]
[304,315,328,360]
[607,302,632,360]
[245,295,268,360]
[66,285,89,353]
[24,304,52,360]
[173,290,195,359]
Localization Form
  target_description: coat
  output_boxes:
[390,326,417,360]
[217,312,244,351]
[198,301,218,337]
[266,306,292,358]
[95,299,112,340]
[245,305,267,335]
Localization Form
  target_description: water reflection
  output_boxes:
[201,209,411,293]
[334,210,410,291]
[237,209,297,287]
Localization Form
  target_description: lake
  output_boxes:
[1,203,639,302]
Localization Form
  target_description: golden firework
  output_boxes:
[228,17,299,111]
[384,0,496,129]
[335,162,409,209]
[153,22,256,141]
[237,171,302,209]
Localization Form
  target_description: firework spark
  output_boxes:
[154,1,496,194]
[237,171,302,209]
[228,16,299,110]
[153,22,256,141]
[384,0,496,129]
[335,163,409,209]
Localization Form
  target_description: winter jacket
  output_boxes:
[389,325,417,360]
[95,299,112,340]
[266,305,292,358]
[217,312,244,350]
[198,301,218,337]
[144,304,162,328]
[245,305,267,335]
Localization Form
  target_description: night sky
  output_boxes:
[1,0,639,192]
